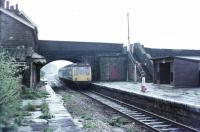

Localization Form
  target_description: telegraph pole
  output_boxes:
[127,12,137,83]
[127,12,130,81]
[127,12,130,51]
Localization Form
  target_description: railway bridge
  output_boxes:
[38,40,129,81]
[38,40,123,63]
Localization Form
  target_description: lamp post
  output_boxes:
[127,12,137,83]
[127,12,130,51]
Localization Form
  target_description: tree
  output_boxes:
[0,52,21,130]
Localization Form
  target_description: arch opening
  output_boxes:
[40,60,73,84]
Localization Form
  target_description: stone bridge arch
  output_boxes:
[38,40,124,81]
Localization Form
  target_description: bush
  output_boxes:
[0,52,22,130]
[83,121,97,129]
[20,88,49,99]
[24,103,36,111]
[39,103,53,119]
[108,117,129,127]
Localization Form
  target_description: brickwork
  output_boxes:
[92,84,200,129]
[153,57,200,87]
[98,55,127,81]
[38,40,123,63]
[173,59,199,87]
[0,13,36,49]
[0,7,40,87]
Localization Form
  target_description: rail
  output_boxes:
[79,90,200,132]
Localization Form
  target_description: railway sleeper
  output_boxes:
[152,124,171,128]
[84,91,199,132]
[112,106,124,109]
[128,112,140,115]
[145,121,164,125]
[134,117,155,120]
[160,128,180,132]
[132,114,146,117]
[119,109,132,113]
[139,119,159,122]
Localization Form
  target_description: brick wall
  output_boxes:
[0,13,36,48]
[173,59,199,87]
[99,56,127,81]
[38,40,123,63]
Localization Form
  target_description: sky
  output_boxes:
[8,0,200,49]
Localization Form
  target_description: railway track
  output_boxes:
[79,90,199,132]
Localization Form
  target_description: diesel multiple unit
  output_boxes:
[58,63,92,86]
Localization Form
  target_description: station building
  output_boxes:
[0,0,46,88]
[152,56,200,87]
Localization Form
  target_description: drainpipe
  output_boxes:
[30,62,33,88]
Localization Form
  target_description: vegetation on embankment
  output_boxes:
[0,52,50,131]
[0,52,23,131]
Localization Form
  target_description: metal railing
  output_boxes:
[127,49,145,77]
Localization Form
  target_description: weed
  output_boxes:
[81,114,92,120]
[39,103,53,119]
[83,120,97,129]
[108,117,129,127]
[62,95,71,103]
[21,88,49,99]
[24,103,36,111]
[15,116,23,125]
[39,113,53,119]
[43,127,53,132]
[0,52,22,131]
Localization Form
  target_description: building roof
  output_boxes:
[0,7,36,29]
[0,48,46,64]
[176,56,200,61]
[145,47,200,58]
[32,52,46,64]
[152,56,200,62]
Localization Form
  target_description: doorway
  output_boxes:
[159,63,170,84]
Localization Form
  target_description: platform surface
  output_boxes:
[93,82,200,109]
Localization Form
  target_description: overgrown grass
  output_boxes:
[108,117,129,127]
[43,127,53,132]
[62,95,72,103]
[81,114,93,120]
[20,88,49,99]
[24,103,36,111]
[0,52,22,131]
[83,120,97,129]
[81,114,97,129]
[39,103,53,119]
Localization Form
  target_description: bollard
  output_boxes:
[141,76,147,92]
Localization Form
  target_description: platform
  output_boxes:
[93,82,200,109]
[17,85,81,132]
[92,82,200,129]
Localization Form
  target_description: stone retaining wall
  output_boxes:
[92,84,200,129]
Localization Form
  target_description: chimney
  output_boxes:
[15,4,18,10]
[0,0,5,8]
[6,1,9,9]
[10,5,14,11]
[15,4,19,13]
